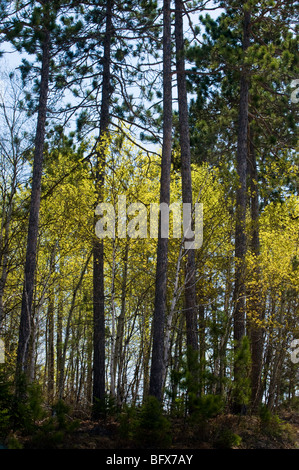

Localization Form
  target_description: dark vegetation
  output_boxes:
[0,371,298,449]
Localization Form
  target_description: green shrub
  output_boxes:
[0,408,10,441]
[12,381,46,434]
[259,403,272,424]
[52,399,71,429]
[192,394,224,422]
[259,404,283,437]
[27,382,46,423]
[30,421,65,449]
[187,394,224,443]
[92,393,117,419]
[119,404,138,441]
[169,395,186,418]
[0,373,46,437]
[214,428,242,449]
[29,399,79,448]
[7,434,23,449]
[168,347,225,420]
[0,373,14,439]
[52,399,79,433]
[134,396,172,448]
[231,336,252,413]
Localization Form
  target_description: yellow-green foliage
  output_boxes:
[247,195,299,332]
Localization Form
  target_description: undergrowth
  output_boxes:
[0,372,297,449]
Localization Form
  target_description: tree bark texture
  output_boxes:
[93,0,113,407]
[149,0,172,402]
[248,125,264,411]
[175,0,199,357]
[233,9,251,347]
[16,25,50,382]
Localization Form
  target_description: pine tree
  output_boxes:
[92,0,114,414]
[233,3,250,361]
[186,0,298,412]
[174,0,199,404]
[14,0,52,387]
[149,0,172,402]
[0,0,85,393]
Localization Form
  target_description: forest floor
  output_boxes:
[15,409,298,450]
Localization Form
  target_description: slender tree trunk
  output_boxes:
[149,0,172,402]
[175,0,198,354]
[232,8,251,413]
[170,313,184,413]
[28,305,38,383]
[93,0,113,411]
[267,299,288,410]
[73,306,84,403]
[142,312,151,402]
[175,1,199,409]
[115,242,128,406]
[47,248,56,404]
[247,126,264,412]
[86,328,93,405]
[16,25,50,388]
[109,240,117,398]
[217,263,233,396]
[260,298,276,402]
[233,9,250,349]
[56,271,63,400]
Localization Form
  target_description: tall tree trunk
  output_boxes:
[56,265,63,400]
[115,242,129,407]
[142,309,151,402]
[16,24,50,388]
[217,261,233,396]
[149,0,172,402]
[109,240,117,398]
[247,125,264,412]
[93,0,113,411]
[86,328,93,405]
[175,0,199,402]
[232,7,251,412]
[47,247,56,404]
[170,313,184,413]
[233,8,250,349]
